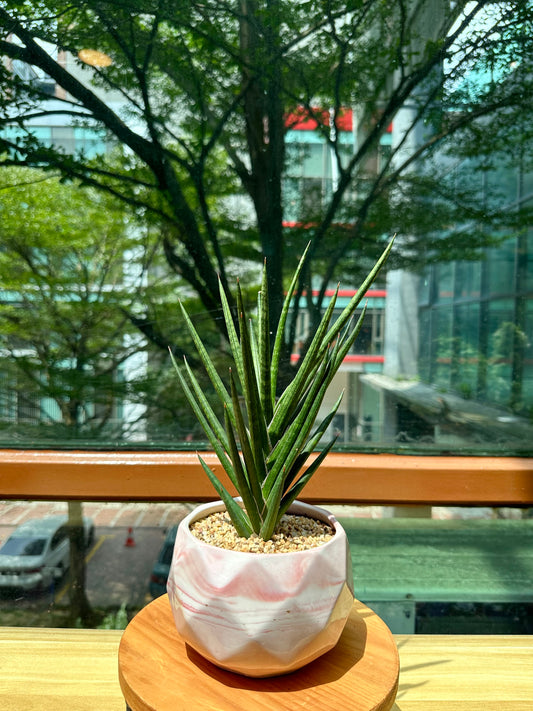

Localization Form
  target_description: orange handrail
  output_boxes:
[0,450,532,506]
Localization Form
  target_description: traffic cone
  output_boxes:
[125,527,136,547]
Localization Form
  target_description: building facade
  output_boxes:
[283,109,393,444]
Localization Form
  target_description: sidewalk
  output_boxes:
[0,501,196,530]
[0,499,516,530]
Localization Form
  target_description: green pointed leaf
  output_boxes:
[281,391,344,492]
[279,437,337,517]
[169,351,218,446]
[229,369,265,512]
[263,354,333,498]
[219,278,244,386]
[262,437,337,539]
[237,283,271,475]
[324,237,395,343]
[264,333,345,498]
[269,284,339,440]
[308,390,344,444]
[270,241,311,406]
[177,304,233,422]
[181,355,229,451]
[267,359,323,454]
[170,352,238,491]
[224,406,262,533]
[248,314,261,394]
[259,472,286,540]
[257,263,273,421]
[331,305,368,373]
[198,456,253,538]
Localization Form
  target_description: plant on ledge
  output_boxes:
[171,238,394,541]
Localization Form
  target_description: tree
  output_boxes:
[1,0,533,376]
[0,166,160,623]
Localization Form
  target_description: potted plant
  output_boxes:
[167,239,394,677]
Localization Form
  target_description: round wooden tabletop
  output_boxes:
[118,594,399,711]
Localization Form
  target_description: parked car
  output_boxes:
[149,525,177,598]
[0,515,95,592]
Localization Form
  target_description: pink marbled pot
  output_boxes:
[167,500,354,677]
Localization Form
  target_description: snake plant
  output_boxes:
[171,239,394,540]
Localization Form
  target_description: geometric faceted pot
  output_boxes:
[167,499,354,677]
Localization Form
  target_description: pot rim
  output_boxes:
[177,499,346,558]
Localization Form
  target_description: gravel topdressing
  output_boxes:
[190,510,335,553]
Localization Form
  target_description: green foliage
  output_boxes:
[0,166,159,439]
[97,603,129,630]
[172,239,394,540]
[2,1,533,366]
[74,602,129,629]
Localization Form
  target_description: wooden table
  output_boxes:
[0,626,124,711]
[0,623,532,709]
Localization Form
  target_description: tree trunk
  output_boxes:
[239,0,285,332]
[66,500,94,626]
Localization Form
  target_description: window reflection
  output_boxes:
[417,236,532,444]
[0,500,530,634]
[0,5,532,455]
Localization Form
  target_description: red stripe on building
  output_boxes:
[284,108,353,132]
[291,354,384,364]
[284,107,392,134]
[319,289,387,298]
[282,220,353,230]
[342,355,385,363]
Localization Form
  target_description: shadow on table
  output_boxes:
[390,638,452,709]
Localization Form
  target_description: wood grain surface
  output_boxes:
[0,626,124,711]
[118,594,400,711]
[391,634,533,710]
[1,624,532,709]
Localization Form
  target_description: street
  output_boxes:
[0,501,195,615]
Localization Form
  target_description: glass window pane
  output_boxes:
[433,306,453,390]
[3,8,533,648]
[487,239,516,296]
[455,261,481,300]
[1,6,533,460]
[486,299,514,406]
[435,264,454,303]
[303,144,325,176]
[453,303,480,397]
[486,165,519,205]
[521,298,533,407]
[525,232,533,292]
[419,269,431,305]
[2,498,531,634]
[418,309,431,381]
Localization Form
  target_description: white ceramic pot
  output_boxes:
[167,499,354,677]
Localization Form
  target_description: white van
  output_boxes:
[0,515,94,591]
